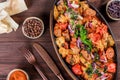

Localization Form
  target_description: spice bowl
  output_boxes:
[22,17,44,39]
[106,0,120,20]
[7,69,29,80]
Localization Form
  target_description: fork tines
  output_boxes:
[19,47,48,80]
[19,47,36,64]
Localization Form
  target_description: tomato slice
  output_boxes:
[100,55,107,63]
[72,64,82,75]
[96,25,107,36]
[72,38,77,42]
[107,63,116,73]
[70,42,76,48]
[63,42,69,49]
[59,23,68,31]
[89,33,101,44]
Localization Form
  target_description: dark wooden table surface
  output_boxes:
[0,0,120,80]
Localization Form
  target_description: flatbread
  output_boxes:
[0,0,28,16]
[0,2,7,10]
[0,10,19,34]
[0,0,27,34]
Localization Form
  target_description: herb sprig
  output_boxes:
[74,24,92,51]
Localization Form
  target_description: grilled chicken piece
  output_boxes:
[56,36,65,48]
[59,47,69,58]
[81,50,92,61]
[66,54,80,65]
[62,30,70,41]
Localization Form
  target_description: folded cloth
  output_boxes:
[0,10,19,34]
[0,0,28,16]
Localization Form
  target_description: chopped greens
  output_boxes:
[71,13,78,20]
[63,0,67,6]
[67,8,72,12]
[70,20,74,26]
[86,65,93,75]
[80,53,82,57]
[86,65,102,77]
[104,66,107,72]
[94,69,102,77]
[74,24,92,51]
[94,52,100,61]
[66,8,79,20]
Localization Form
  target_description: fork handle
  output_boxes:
[57,73,64,80]
[34,64,48,80]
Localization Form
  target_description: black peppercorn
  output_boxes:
[22,17,44,39]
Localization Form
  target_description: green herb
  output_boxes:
[63,0,68,10]
[80,53,82,57]
[86,64,102,77]
[70,20,74,26]
[67,8,72,12]
[76,24,81,28]
[74,24,92,51]
[67,9,78,20]
[74,34,78,38]
[94,69,99,73]
[75,29,79,36]
[94,69,102,77]
[71,13,78,20]
[104,66,107,72]
[74,24,80,38]
[83,40,92,51]
[60,10,65,14]
[80,25,92,51]
[94,52,99,61]
[64,0,67,5]
[86,65,93,75]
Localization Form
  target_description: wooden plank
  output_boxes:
[109,21,120,41]
[0,28,51,42]
[0,64,58,80]
[114,41,120,80]
[0,42,58,61]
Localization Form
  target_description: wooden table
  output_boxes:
[0,0,120,80]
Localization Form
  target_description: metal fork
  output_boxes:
[20,48,48,80]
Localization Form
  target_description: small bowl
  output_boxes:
[22,17,44,39]
[7,69,29,80]
[106,0,120,20]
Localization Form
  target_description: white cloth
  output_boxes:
[0,0,28,16]
[0,10,19,34]
[0,0,28,34]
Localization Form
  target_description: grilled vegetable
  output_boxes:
[54,6,59,20]
[56,36,65,48]
[107,63,116,73]
[72,64,83,75]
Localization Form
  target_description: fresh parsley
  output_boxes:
[86,65,93,75]
[94,52,100,61]
[74,25,92,51]
[94,69,102,77]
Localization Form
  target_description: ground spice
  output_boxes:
[9,71,27,80]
